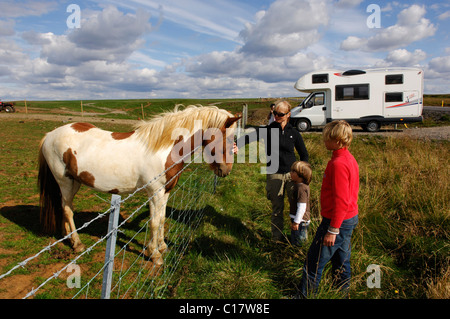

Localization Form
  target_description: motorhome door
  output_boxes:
[301,92,327,126]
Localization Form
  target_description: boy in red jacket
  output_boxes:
[299,120,359,298]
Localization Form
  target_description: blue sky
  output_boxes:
[0,0,449,100]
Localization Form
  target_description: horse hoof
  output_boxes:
[158,245,168,254]
[152,255,164,266]
[73,244,85,253]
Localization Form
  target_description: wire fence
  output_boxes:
[0,147,218,299]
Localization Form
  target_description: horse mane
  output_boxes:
[133,104,235,152]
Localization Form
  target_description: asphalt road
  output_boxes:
[424,106,450,113]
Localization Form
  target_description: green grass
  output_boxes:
[0,101,449,299]
[10,98,272,120]
[167,134,449,299]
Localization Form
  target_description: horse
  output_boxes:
[38,105,240,265]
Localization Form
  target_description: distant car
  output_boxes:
[0,100,15,113]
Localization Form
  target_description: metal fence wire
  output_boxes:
[0,147,218,299]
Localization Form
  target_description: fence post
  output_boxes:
[101,194,121,299]
[242,103,248,127]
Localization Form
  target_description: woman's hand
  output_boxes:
[233,142,239,154]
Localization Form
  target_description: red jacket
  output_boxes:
[320,148,359,229]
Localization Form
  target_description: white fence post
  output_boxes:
[101,194,121,299]
[242,103,248,128]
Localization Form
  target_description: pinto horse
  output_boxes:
[38,105,240,264]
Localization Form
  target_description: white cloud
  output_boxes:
[0,0,56,18]
[428,56,450,74]
[0,19,15,36]
[121,0,248,43]
[340,5,436,52]
[1,5,162,99]
[438,11,450,20]
[1,0,449,99]
[32,6,153,66]
[424,55,450,93]
[340,36,368,51]
[335,0,363,9]
[185,50,331,84]
[384,49,427,66]
[239,0,329,57]
[69,6,151,50]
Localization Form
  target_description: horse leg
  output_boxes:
[146,189,169,265]
[157,192,170,255]
[61,180,84,252]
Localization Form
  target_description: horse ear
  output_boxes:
[224,116,241,128]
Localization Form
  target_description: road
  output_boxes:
[424,106,450,113]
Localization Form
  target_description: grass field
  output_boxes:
[7,94,450,119]
[0,100,448,299]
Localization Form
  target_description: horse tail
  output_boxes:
[38,137,62,234]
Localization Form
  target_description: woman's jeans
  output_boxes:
[299,215,358,298]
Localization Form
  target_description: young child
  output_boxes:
[289,161,312,246]
[299,120,359,298]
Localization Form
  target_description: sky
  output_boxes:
[0,0,449,100]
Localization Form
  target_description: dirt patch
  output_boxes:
[0,262,67,299]
[0,112,137,126]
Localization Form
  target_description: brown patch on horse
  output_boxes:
[71,122,96,132]
[164,130,203,193]
[109,189,119,194]
[62,148,96,188]
[164,136,185,193]
[111,131,135,140]
[79,171,95,188]
[63,148,78,177]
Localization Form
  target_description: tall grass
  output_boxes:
[169,134,449,299]
[0,117,448,299]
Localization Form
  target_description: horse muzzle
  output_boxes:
[214,164,232,177]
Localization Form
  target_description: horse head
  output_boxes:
[203,116,240,177]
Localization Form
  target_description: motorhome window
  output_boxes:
[335,84,369,100]
[385,92,403,102]
[342,70,366,76]
[386,74,403,84]
[304,93,325,109]
[314,93,324,105]
[312,74,328,83]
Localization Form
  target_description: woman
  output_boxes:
[236,100,309,242]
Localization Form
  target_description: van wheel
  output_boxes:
[296,119,311,132]
[365,121,380,132]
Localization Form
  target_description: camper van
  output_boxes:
[290,68,424,132]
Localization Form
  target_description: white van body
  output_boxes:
[290,68,424,132]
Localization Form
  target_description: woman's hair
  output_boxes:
[291,161,312,185]
[275,100,292,112]
[322,120,353,148]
